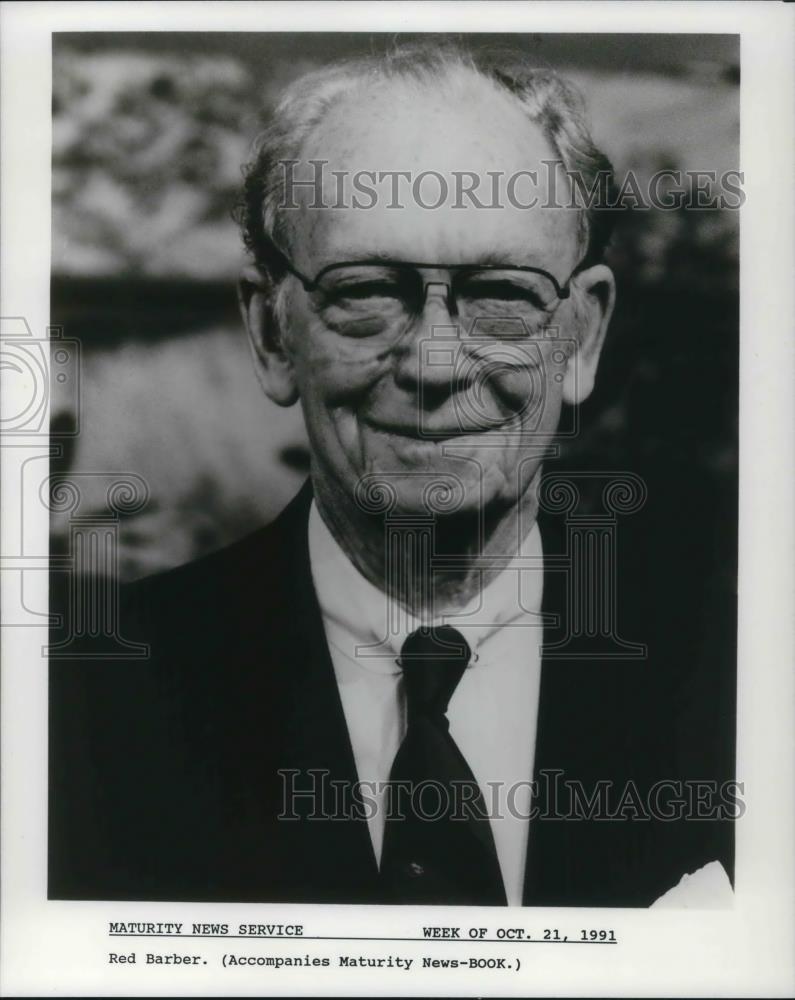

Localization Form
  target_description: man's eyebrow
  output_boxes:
[318,248,399,265]
[467,250,547,267]
[473,242,575,266]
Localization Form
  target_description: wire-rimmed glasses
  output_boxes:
[269,246,584,343]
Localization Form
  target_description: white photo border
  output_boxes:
[1,2,793,996]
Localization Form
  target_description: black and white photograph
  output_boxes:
[1,3,793,997]
[47,27,741,908]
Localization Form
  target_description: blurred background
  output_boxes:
[50,33,739,582]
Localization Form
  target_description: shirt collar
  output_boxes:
[308,499,543,675]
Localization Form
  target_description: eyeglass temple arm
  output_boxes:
[559,258,596,298]
[262,240,317,291]
[282,259,317,292]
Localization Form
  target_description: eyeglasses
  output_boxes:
[268,245,584,342]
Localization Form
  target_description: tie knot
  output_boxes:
[399,626,471,723]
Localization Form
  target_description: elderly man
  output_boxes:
[49,44,735,906]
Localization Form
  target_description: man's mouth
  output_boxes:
[361,416,521,441]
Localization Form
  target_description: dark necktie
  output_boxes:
[379,625,507,905]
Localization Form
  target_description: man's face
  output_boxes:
[254,79,610,518]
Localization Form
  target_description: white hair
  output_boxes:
[237,41,616,278]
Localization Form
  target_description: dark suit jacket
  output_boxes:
[49,476,735,905]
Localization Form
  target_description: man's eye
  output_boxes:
[328,280,404,303]
[460,280,546,309]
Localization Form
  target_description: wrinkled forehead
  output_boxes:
[284,76,582,272]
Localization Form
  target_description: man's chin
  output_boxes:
[354,460,508,520]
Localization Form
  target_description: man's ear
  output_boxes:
[238,264,299,407]
[562,263,616,405]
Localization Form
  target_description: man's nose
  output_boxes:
[392,282,462,393]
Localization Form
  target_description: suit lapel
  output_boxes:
[268,483,381,901]
[523,507,654,906]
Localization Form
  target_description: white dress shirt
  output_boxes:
[308,501,545,905]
